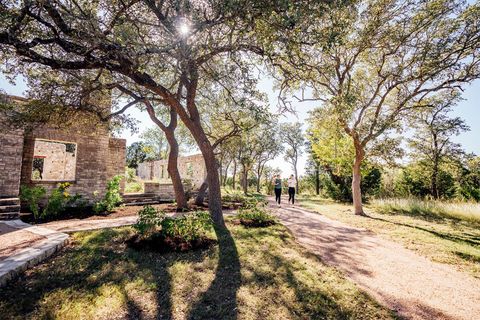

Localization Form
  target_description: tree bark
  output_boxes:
[232,159,237,190]
[242,165,248,195]
[352,144,365,216]
[315,165,320,195]
[432,155,439,199]
[195,180,208,206]
[165,131,188,210]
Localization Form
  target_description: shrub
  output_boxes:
[133,206,213,242]
[222,193,267,208]
[125,181,143,193]
[237,206,276,227]
[93,175,123,214]
[125,167,136,183]
[160,211,213,242]
[134,205,165,236]
[20,185,46,219]
[42,182,74,218]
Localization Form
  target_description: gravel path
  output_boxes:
[268,199,480,320]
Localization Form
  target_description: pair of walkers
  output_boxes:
[274,174,297,207]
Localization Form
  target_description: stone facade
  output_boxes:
[0,121,24,198]
[137,154,207,189]
[21,127,126,200]
[0,95,126,217]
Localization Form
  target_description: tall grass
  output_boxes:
[372,198,480,224]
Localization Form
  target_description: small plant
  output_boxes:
[132,206,214,250]
[237,206,276,227]
[20,185,46,219]
[160,211,213,242]
[93,175,124,214]
[42,182,72,218]
[125,167,137,183]
[134,205,165,236]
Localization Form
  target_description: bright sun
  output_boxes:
[179,23,190,36]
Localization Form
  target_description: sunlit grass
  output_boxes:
[298,195,480,277]
[372,198,480,224]
[0,220,394,319]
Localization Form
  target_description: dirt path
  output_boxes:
[268,198,480,320]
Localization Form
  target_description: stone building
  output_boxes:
[137,154,207,189]
[0,95,126,219]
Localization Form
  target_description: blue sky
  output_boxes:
[1,74,479,176]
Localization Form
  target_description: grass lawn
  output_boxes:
[0,219,395,320]
[298,195,480,278]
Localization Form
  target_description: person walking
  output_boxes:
[288,174,297,205]
[273,174,282,206]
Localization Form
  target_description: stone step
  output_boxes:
[0,198,20,206]
[0,212,20,220]
[0,205,21,214]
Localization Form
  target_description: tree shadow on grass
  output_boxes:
[0,228,208,319]
[187,224,241,320]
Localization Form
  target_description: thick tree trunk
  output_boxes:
[165,132,188,210]
[352,145,365,216]
[195,180,208,206]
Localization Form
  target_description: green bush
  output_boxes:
[125,181,143,193]
[222,193,267,208]
[93,175,123,214]
[237,206,276,227]
[160,211,213,242]
[134,205,165,236]
[125,167,136,183]
[134,206,213,242]
[42,182,73,218]
[20,185,46,219]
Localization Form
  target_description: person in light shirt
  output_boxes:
[287,174,297,205]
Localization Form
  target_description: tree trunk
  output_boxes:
[352,144,365,216]
[165,132,188,210]
[222,160,231,187]
[256,165,262,193]
[195,180,208,206]
[315,165,320,195]
[294,160,299,194]
[431,156,439,199]
[232,159,237,190]
[242,165,248,195]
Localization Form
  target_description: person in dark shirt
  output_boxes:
[273,174,282,206]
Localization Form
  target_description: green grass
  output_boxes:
[0,220,395,320]
[299,195,480,277]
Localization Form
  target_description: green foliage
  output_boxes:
[126,142,156,169]
[237,205,276,227]
[160,211,213,242]
[222,192,267,208]
[125,167,136,183]
[43,183,73,218]
[19,185,46,219]
[134,206,213,242]
[124,181,143,193]
[133,205,165,236]
[20,183,83,219]
[93,175,123,214]
[321,165,382,202]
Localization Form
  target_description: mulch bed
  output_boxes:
[126,233,216,253]
[234,219,276,228]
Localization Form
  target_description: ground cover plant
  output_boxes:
[299,195,480,277]
[129,206,215,252]
[0,221,395,319]
[237,203,277,228]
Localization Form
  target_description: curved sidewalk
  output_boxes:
[269,199,480,320]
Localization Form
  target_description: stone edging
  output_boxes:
[0,220,69,287]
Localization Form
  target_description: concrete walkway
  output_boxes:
[0,220,68,287]
[269,199,480,320]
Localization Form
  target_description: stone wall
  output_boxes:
[21,127,126,203]
[137,154,207,189]
[0,122,24,198]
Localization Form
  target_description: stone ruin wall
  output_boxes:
[21,126,126,202]
[137,154,207,189]
[0,116,24,198]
